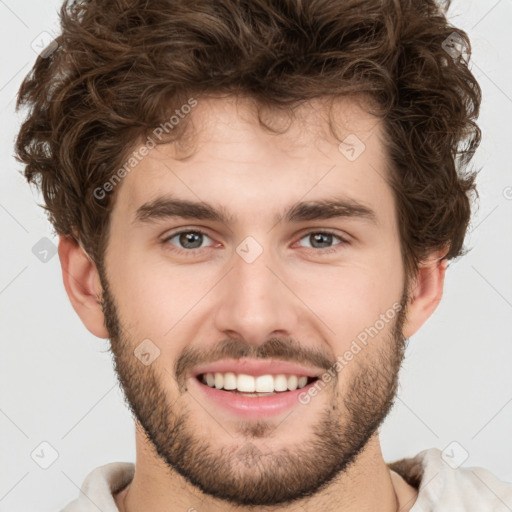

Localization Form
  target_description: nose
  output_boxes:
[213,241,299,346]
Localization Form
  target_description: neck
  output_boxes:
[114,426,417,512]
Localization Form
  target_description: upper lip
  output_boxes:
[190,359,323,379]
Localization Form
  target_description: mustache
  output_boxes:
[175,337,335,387]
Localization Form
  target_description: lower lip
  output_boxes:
[190,377,318,419]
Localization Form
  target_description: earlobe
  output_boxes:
[58,235,109,339]
[402,250,448,339]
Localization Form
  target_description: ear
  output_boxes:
[402,248,448,339]
[58,235,109,339]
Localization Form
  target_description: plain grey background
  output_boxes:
[1,1,511,510]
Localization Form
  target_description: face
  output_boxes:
[98,95,409,506]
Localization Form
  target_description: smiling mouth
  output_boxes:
[197,372,318,396]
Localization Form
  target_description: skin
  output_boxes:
[59,95,447,512]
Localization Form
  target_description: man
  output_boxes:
[14,0,512,510]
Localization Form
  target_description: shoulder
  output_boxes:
[59,462,134,512]
[388,447,512,511]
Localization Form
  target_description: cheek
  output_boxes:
[109,249,215,340]
[290,257,403,355]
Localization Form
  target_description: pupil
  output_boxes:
[311,233,332,248]
[180,232,202,249]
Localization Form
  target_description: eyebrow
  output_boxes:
[133,195,377,227]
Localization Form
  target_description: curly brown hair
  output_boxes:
[14,0,481,283]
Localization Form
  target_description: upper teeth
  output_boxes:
[202,372,309,392]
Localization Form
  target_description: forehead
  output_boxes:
[112,95,395,227]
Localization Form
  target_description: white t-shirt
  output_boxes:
[59,448,512,511]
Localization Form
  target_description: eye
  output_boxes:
[296,231,348,251]
[161,229,349,256]
[163,230,214,252]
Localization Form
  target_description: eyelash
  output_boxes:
[161,229,350,256]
